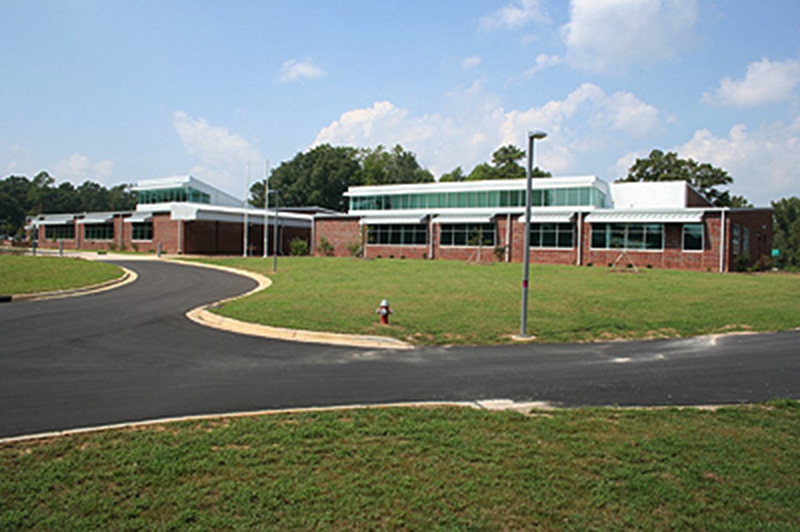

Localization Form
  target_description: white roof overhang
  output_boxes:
[433,213,496,224]
[516,212,575,223]
[585,210,704,224]
[124,212,153,223]
[360,215,427,225]
[38,216,78,226]
[77,214,114,224]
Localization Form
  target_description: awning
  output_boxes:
[360,216,427,225]
[77,214,114,224]
[516,212,575,224]
[124,213,153,223]
[585,211,704,224]
[433,213,495,224]
[37,216,77,226]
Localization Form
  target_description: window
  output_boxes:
[84,223,114,241]
[529,223,574,248]
[45,224,75,240]
[591,223,663,250]
[440,223,496,247]
[131,222,153,241]
[683,224,704,251]
[367,224,427,246]
[742,227,750,256]
[732,225,741,255]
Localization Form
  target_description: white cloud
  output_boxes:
[614,118,800,204]
[313,82,660,177]
[173,111,262,195]
[277,58,325,84]
[703,57,800,107]
[55,153,114,184]
[461,56,482,70]
[479,0,548,32]
[561,0,697,72]
[518,53,562,79]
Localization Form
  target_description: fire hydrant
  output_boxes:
[376,299,392,325]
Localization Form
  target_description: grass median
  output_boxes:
[2,402,798,529]
[0,255,123,296]
[197,257,800,345]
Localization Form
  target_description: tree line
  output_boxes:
[0,171,135,238]
[1,144,797,269]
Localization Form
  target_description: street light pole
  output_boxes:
[520,130,547,338]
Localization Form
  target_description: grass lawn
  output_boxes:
[2,402,798,530]
[0,255,123,295]
[197,257,800,345]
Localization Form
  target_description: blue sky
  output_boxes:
[1,0,799,205]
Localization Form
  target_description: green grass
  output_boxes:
[2,402,798,530]
[0,255,123,295]
[196,257,800,345]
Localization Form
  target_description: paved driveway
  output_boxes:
[1,259,798,438]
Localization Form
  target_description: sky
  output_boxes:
[1,0,799,206]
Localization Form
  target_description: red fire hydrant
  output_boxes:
[376,299,392,325]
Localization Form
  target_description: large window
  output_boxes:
[591,223,663,250]
[350,187,606,211]
[732,225,741,255]
[131,222,153,241]
[683,224,704,251]
[45,225,75,240]
[136,187,210,205]
[367,224,427,246]
[440,223,496,247]
[84,223,114,241]
[529,223,574,248]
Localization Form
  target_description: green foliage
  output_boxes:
[249,144,433,212]
[202,257,800,345]
[288,238,310,256]
[438,166,466,182]
[318,237,334,257]
[772,196,800,270]
[346,240,362,258]
[2,403,798,529]
[465,144,551,181]
[0,172,136,237]
[620,149,745,207]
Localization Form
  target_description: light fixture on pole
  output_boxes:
[520,130,547,338]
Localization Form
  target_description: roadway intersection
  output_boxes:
[1,259,797,439]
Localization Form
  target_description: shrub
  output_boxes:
[318,237,334,257]
[290,238,310,256]
[493,246,505,262]
[346,241,362,258]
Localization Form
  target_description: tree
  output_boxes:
[621,149,744,207]
[251,143,434,211]
[772,196,800,270]
[439,166,466,182]
[358,144,434,186]
[466,144,551,181]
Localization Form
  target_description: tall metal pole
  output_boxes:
[272,190,279,273]
[243,162,250,258]
[263,159,270,259]
[520,130,547,338]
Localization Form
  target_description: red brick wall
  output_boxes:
[315,218,361,257]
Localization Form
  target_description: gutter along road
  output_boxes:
[1,259,798,438]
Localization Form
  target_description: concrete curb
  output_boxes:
[0,399,741,445]
[1,267,137,303]
[175,259,414,350]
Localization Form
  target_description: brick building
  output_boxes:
[314,177,772,272]
[27,176,315,255]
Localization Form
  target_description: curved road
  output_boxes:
[1,259,798,438]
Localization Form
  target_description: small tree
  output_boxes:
[318,236,335,257]
[289,238,310,256]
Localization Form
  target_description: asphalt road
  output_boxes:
[1,259,798,438]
